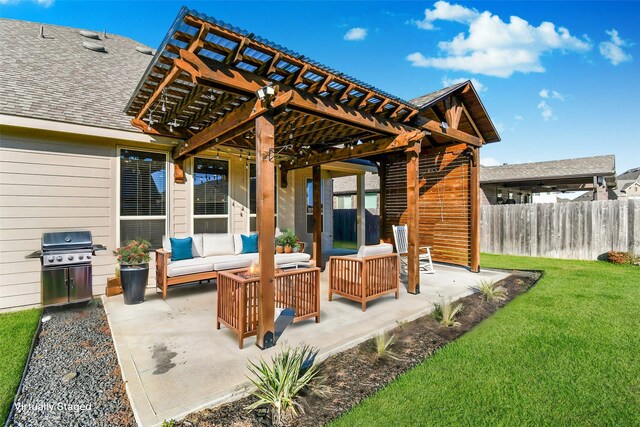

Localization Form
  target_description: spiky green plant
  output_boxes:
[433,298,464,327]
[476,279,506,302]
[245,345,321,426]
[373,331,399,360]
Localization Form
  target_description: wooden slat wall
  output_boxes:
[384,143,471,267]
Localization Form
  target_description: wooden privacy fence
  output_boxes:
[481,200,640,260]
[333,209,380,245]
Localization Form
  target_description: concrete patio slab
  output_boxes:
[103,264,509,426]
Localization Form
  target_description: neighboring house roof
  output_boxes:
[333,173,381,195]
[614,167,640,196]
[0,19,152,132]
[480,155,617,185]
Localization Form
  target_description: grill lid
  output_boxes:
[42,231,93,252]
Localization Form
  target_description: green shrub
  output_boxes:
[161,420,175,427]
[476,279,506,302]
[373,331,399,360]
[246,345,322,426]
[433,298,464,328]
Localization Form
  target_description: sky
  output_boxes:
[1,0,639,175]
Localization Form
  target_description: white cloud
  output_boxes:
[539,89,564,100]
[537,100,554,121]
[441,76,486,92]
[515,115,524,120]
[408,2,591,77]
[412,1,479,30]
[599,29,632,65]
[480,157,501,167]
[344,27,368,41]
[0,0,54,6]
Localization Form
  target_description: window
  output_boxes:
[336,195,352,209]
[365,193,378,210]
[306,178,323,233]
[248,163,278,232]
[193,157,229,233]
[119,149,167,249]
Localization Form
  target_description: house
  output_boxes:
[480,155,617,204]
[0,8,500,320]
[614,167,640,200]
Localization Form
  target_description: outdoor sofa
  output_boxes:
[155,233,311,299]
[328,243,400,311]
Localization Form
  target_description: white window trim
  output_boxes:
[116,146,170,249]
[247,161,278,232]
[192,155,232,234]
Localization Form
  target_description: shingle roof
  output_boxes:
[480,155,616,183]
[408,81,467,109]
[0,19,152,132]
[616,167,640,194]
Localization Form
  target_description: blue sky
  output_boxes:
[2,1,639,174]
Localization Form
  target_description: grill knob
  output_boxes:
[68,255,74,261]
[78,254,84,260]
[86,255,92,260]
[47,256,54,262]
[56,256,63,262]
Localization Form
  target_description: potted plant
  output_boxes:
[275,235,285,254]
[114,239,150,305]
[280,230,298,254]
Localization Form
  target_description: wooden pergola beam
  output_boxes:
[282,130,427,171]
[406,140,421,294]
[468,146,481,272]
[173,89,294,159]
[415,116,482,147]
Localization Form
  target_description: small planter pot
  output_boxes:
[276,245,284,254]
[120,263,149,305]
[284,245,292,254]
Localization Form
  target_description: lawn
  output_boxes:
[332,254,640,426]
[0,308,40,424]
[333,240,358,250]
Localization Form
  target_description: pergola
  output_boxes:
[125,7,495,349]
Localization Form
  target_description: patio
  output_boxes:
[103,264,509,426]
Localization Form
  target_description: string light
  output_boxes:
[161,89,167,112]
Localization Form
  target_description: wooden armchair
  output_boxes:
[328,244,400,311]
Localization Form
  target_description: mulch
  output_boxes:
[177,269,541,427]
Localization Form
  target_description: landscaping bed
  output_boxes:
[177,269,540,427]
[8,301,134,427]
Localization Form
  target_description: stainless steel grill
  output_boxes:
[29,231,106,306]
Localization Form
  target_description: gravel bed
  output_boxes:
[9,300,134,427]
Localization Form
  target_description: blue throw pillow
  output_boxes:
[170,237,193,261]
[241,234,259,253]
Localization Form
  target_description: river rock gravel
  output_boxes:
[9,300,134,427]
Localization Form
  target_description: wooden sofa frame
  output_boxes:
[155,249,218,300]
[328,252,400,311]
[155,249,317,300]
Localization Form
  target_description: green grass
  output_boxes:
[332,254,640,426]
[333,240,358,250]
[0,309,40,424]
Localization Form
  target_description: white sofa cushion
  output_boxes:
[167,257,214,277]
[162,234,203,258]
[206,253,258,271]
[202,233,235,257]
[357,243,394,259]
[275,252,311,265]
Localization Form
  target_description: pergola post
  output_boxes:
[406,142,421,294]
[312,165,322,268]
[356,173,366,247]
[255,114,276,349]
[469,147,481,272]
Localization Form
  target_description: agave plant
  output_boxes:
[433,297,464,328]
[373,331,399,360]
[245,345,321,426]
[476,279,506,302]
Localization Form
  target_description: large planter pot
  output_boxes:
[120,263,149,305]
